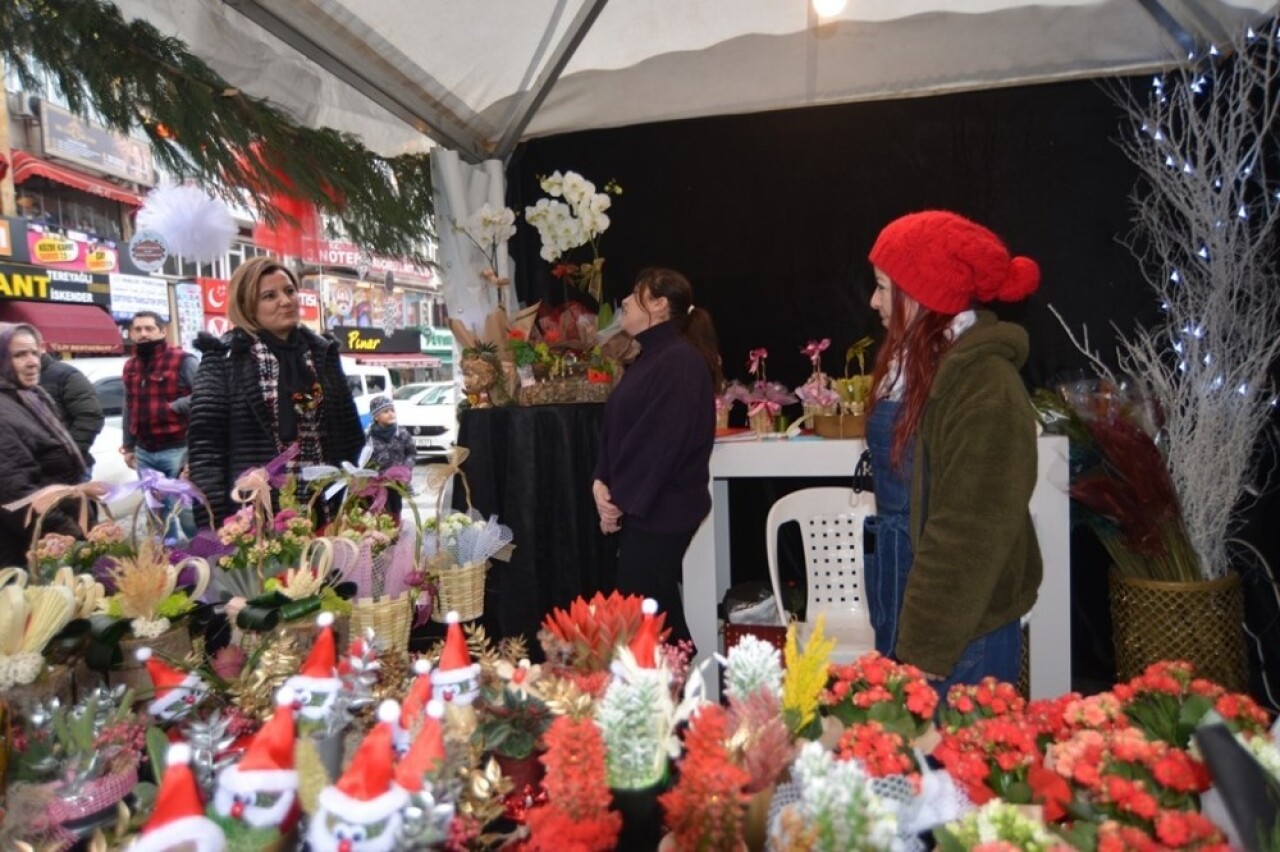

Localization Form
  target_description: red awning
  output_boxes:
[0,300,124,355]
[11,151,144,207]
[352,353,442,369]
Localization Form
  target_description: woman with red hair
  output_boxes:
[863,210,1042,697]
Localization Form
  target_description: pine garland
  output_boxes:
[0,0,435,261]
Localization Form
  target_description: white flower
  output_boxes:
[540,171,565,197]
[132,616,171,640]
[721,634,783,701]
[524,169,619,269]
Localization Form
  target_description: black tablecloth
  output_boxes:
[453,404,618,650]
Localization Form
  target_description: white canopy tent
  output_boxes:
[118,0,1277,161]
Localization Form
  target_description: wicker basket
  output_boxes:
[811,412,866,439]
[430,561,489,623]
[518,377,613,406]
[1109,569,1247,690]
[350,594,413,652]
[113,626,192,698]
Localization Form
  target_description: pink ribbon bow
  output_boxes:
[350,465,413,514]
[747,348,768,377]
[747,400,782,418]
[802,338,831,369]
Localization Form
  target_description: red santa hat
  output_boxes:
[292,612,340,691]
[429,612,481,701]
[134,743,226,852]
[628,598,662,669]
[317,701,409,824]
[222,687,298,792]
[401,658,434,730]
[136,647,204,718]
[395,700,447,794]
[868,210,1040,315]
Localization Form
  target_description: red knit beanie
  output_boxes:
[868,210,1040,314]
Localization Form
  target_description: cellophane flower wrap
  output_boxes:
[774,740,900,851]
[420,509,513,571]
[821,651,938,739]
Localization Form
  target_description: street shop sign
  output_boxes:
[332,325,421,354]
[0,263,111,307]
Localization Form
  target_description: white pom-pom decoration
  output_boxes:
[446,611,460,624]
[377,700,401,724]
[135,647,153,662]
[426,700,444,719]
[316,611,335,628]
[413,658,431,676]
[168,743,192,765]
[642,598,658,616]
[137,183,237,263]
[276,686,296,707]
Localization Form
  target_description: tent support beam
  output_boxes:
[223,0,489,162]
[1135,0,1231,56]
[492,0,611,160]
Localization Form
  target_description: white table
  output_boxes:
[683,435,1071,701]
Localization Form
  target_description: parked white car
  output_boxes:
[72,357,132,487]
[340,358,394,429]
[393,383,459,459]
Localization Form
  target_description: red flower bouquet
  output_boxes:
[524,715,622,852]
[821,651,937,739]
[932,716,1042,807]
[1093,814,1230,852]
[835,721,920,790]
[660,704,751,850]
[942,677,1028,731]
[1111,660,1271,749]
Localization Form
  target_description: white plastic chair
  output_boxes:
[766,487,878,664]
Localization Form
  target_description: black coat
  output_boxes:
[39,354,105,466]
[187,328,363,524]
[0,387,87,567]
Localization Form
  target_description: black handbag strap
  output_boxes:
[852,447,874,494]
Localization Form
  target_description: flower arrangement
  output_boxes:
[833,336,875,414]
[725,688,796,795]
[773,740,900,850]
[539,591,668,677]
[9,685,144,787]
[835,721,920,788]
[738,348,798,430]
[934,799,1072,852]
[1034,381,1199,581]
[472,685,553,761]
[1109,660,1271,748]
[781,616,835,738]
[721,632,783,702]
[524,169,622,302]
[523,715,622,851]
[96,538,207,640]
[821,651,938,739]
[932,714,1043,808]
[460,202,517,287]
[659,703,751,850]
[326,501,400,559]
[596,652,678,790]
[30,520,131,580]
[215,500,314,577]
[420,509,514,572]
[0,584,76,689]
[942,677,1029,732]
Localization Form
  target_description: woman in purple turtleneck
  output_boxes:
[592,267,723,644]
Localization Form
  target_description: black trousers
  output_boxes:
[614,525,695,648]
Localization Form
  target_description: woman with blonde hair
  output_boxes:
[187,257,363,523]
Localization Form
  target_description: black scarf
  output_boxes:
[0,377,86,474]
[369,421,397,442]
[257,329,314,443]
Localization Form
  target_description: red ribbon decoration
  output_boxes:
[747,347,768,377]
[801,338,831,369]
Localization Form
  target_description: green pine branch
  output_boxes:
[0,0,435,261]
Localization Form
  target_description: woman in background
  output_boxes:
[863,210,1042,697]
[0,323,87,565]
[188,256,363,524]
[592,267,722,646]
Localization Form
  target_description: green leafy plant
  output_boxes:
[472,687,553,760]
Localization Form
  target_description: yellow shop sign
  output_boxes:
[346,330,384,351]
[32,235,79,264]
[85,247,116,273]
[0,270,51,300]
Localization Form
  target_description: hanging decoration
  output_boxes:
[137,184,238,264]
[0,0,434,262]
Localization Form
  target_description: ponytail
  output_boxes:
[681,307,724,390]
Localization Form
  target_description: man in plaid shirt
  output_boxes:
[120,311,199,537]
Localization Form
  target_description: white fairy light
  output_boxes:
[1202,353,1212,366]
[1170,269,1181,283]
[1196,245,1210,260]
[1165,154,1177,167]
[1172,340,1184,354]
[1237,383,1249,396]
[1237,205,1249,219]
[1210,375,1224,390]
[1183,162,1195,174]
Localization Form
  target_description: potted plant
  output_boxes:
[472,685,552,791]
[1050,18,1280,690]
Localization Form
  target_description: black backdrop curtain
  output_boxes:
[500,76,1280,700]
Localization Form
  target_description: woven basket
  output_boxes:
[518,377,612,406]
[812,412,866,439]
[1109,569,1247,690]
[430,560,489,623]
[350,594,413,652]
[114,626,192,698]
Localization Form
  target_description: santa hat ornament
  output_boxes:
[629,598,662,669]
[429,612,481,705]
[395,658,433,753]
[306,701,409,852]
[395,700,447,794]
[283,612,343,720]
[131,743,227,852]
[868,210,1040,315]
[213,687,299,830]
[136,647,206,721]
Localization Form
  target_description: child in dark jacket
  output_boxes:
[363,395,416,515]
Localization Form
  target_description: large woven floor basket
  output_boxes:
[1109,569,1247,691]
[431,560,488,623]
[350,595,412,653]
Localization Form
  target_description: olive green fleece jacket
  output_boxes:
[896,311,1042,676]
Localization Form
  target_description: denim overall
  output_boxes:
[864,400,913,657]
